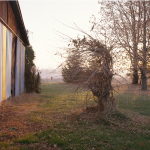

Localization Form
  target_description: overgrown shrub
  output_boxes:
[62,36,115,114]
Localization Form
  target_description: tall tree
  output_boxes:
[25,46,41,93]
[90,0,150,89]
[62,48,83,83]
[141,0,147,90]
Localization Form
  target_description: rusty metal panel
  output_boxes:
[15,38,20,97]
[11,34,16,97]
[21,44,25,93]
[0,1,2,18]
[0,23,3,102]
[7,2,18,37]
[7,2,24,45]
[6,29,12,99]
[0,1,8,23]
[1,1,29,46]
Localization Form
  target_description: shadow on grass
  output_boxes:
[116,93,150,116]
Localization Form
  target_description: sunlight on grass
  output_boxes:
[39,83,94,113]
[14,133,39,144]
[29,114,42,123]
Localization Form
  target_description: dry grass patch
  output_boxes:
[0,93,47,141]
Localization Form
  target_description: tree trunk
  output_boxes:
[132,69,138,84]
[98,99,104,112]
[141,69,147,90]
[141,0,147,90]
[97,90,110,114]
[131,3,139,85]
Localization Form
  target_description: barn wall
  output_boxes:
[15,39,25,97]
[0,23,3,102]
[0,1,23,43]
[19,43,22,95]
[7,2,23,42]
[15,38,20,97]
[2,25,6,101]
[21,45,25,93]
[0,23,25,101]
[6,29,12,99]
[0,1,8,24]
[11,34,16,96]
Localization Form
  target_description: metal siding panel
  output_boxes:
[11,34,16,97]
[21,44,25,93]
[15,38,20,97]
[6,29,12,98]
[2,25,6,101]
[0,23,3,102]
[19,43,21,95]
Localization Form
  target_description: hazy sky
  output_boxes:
[19,0,100,69]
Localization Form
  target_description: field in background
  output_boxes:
[0,83,150,149]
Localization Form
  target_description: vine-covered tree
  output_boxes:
[62,36,115,113]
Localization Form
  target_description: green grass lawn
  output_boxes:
[1,83,150,150]
[116,93,150,116]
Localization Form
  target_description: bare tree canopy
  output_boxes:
[90,0,150,90]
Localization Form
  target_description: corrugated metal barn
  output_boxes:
[0,0,29,102]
